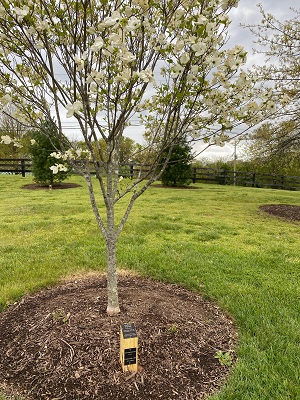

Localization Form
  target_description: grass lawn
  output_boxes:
[0,174,299,400]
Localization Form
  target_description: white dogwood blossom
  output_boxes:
[0,94,12,108]
[138,69,155,84]
[50,152,62,159]
[222,0,239,10]
[109,33,123,47]
[36,41,44,50]
[91,37,104,52]
[121,50,135,63]
[191,42,207,56]
[74,54,86,71]
[171,64,184,78]
[49,163,68,174]
[36,19,50,32]
[1,135,23,147]
[86,70,104,85]
[103,11,121,27]
[173,40,185,53]
[13,5,29,21]
[180,52,190,65]
[65,101,83,118]
[1,135,12,144]
[13,141,23,148]
[126,16,140,32]
[116,68,132,83]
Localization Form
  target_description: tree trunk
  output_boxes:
[105,203,120,316]
[106,237,120,315]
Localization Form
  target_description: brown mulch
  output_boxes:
[0,274,237,400]
[259,204,300,222]
[22,183,81,190]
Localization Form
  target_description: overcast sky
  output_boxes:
[197,0,299,161]
[229,0,298,68]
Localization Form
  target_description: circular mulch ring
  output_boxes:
[0,274,237,400]
[22,182,81,190]
[260,204,300,222]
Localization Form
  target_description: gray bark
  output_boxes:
[105,200,120,315]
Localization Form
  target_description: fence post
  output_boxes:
[252,173,256,187]
[221,169,227,185]
[192,167,196,183]
[21,159,26,177]
[130,164,134,179]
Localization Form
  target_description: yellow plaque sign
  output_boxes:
[120,323,138,372]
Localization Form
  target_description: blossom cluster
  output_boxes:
[0,0,277,153]
[0,135,23,148]
[49,163,68,174]
[50,148,91,161]
[49,148,91,174]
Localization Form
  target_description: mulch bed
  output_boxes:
[22,183,81,190]
[0,274,237,400]
[259,204,300,222]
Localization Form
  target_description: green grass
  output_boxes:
[0,175,300,399]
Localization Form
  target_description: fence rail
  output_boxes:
[1,158,300,191]
[0,158,32,177]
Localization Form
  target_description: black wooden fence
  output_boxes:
[0,158,32,177]
[1,158,300,191]
[191,167,300,191]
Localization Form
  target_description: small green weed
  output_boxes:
[214,350,233,367]
[167,324,178,335]
[52,310,71,324]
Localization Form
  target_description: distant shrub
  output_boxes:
[161,139,193,187]
[29,120,71,185]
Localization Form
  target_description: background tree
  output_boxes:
[0,0,273,315]
[29,120,71,185]
[89,136,141,164]
[247,6,300,151]
[243,121,300,175]
[161,138,193,187]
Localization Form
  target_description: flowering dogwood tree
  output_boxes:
[0,0,273,315]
